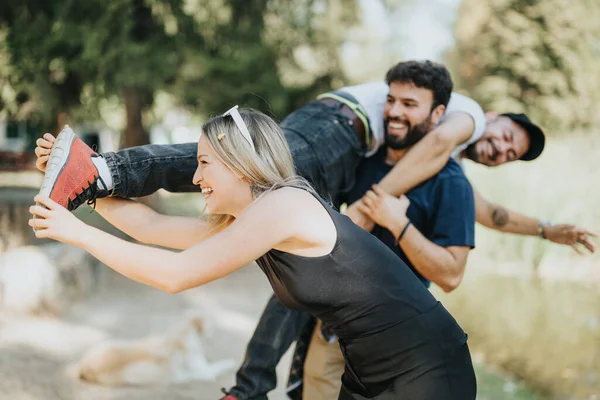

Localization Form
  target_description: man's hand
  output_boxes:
[34,133,56,172]
[345,200,376,231]
[358,184,410,238]
[543,224,597,254]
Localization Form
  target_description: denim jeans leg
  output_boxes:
[100,104,362,203]
[101,142,200,198]
[282,101,363,206]
[229,294,311,400]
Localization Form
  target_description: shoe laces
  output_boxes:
[220,388,238,400]
[67,176,100,211]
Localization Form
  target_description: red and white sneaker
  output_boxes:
[37,125,107,211]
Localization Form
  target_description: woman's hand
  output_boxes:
[29,195,89,246]
[358,184,410,238]
[34,133,56,172]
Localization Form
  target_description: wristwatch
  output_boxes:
[537,221,551,239]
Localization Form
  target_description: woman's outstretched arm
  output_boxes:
[94,197,210,250]
[34,132,210,250]
[29,188,306,293]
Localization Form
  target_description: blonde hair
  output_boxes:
[201,108,315,232]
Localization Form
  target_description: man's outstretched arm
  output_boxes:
[474,189,597,254]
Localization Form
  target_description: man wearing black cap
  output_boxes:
[461,112,545,166]
[349,109,596,254]
[456,112,595,252]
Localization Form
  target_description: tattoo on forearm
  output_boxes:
[491,207,509,227]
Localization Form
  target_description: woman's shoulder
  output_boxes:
[239,186,331,241]
[255,186,322,213]
[247,187,334,227]
[254,187,338,255]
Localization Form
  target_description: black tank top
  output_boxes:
[256,191,456,335]
[256,192,467,384]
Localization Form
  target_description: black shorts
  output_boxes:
[338,343,477,400]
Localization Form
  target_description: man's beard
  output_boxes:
[384,115,433,150]
[464,139,499,163]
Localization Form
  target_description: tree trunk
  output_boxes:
[55,110,69,136]
[122,87,162,210]
[123,87,149,148]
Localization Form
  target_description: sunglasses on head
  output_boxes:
[222,105,255,151]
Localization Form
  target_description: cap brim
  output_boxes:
[520,123,545,161]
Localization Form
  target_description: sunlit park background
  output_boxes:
[1,0,599,399]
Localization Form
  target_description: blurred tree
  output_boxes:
[74,0,199,147]
[0,2,87,132]
[0,0,198,145]
[175,0,359,119]
[0,0,359,146]
[449,0,600,135]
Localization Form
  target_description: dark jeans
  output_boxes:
[103,141,200,197]
[104,100,362,203]
[229,296,312,400]
[101,101,364,399]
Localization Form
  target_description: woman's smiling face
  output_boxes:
[192,134,253,215]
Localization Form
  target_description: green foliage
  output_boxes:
[175,0,359,119]
[0,1,88,126]
[0,0,192,130]
[450,0,600,135]
[0,0,359,136]
[474,363,541,400]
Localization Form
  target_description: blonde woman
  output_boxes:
[30,107,476,399]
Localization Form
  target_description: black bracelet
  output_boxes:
[397,220,412,243]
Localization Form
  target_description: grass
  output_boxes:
[441,131,600,399]
[464,131,600,267]
[475,363,541,400]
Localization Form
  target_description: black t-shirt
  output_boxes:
[345,146,476,287]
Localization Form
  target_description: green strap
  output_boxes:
[317,92,371,149]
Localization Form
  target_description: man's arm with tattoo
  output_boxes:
[473,189,536,234]
[473,189,597,253]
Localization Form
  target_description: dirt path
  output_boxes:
[0,261,542,400]
[0,263,293,400]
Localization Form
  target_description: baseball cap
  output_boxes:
[501,113,545,161]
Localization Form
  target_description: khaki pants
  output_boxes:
[303,320,345,400]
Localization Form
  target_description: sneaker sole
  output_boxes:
[38,125,77,199]
[34,126,77,231]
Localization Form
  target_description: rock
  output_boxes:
[0,243,100,316]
